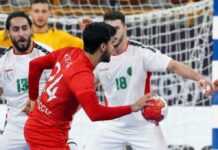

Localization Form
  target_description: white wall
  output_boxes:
[161,106,218,150]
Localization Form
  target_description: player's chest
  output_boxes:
[0,58,31,94]
[99,55,146,87]
[98,63,138,91]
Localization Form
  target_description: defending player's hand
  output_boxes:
[79,17,92,31]
[213,79,218,92]
[197,78,213,95]
[130,93,152,112]
[22,99,35,115]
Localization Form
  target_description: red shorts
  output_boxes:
[24,114,70,150]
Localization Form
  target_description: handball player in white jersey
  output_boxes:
[0,11,50,150]
[80,11,212,150]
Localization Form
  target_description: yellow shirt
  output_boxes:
[0,30,11,49]
[0,28,83,50]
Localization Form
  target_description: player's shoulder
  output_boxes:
[51,28,83,48]
[128,40,157,53]
[55,47,83,62]
[51,28,66,34]
[34,42,51,55]
[45,28,66,38]
[62,49,92,78]
[52,28,73,37]
[0,47,11,59]
[53,28,82,39]
[58,46,82,53]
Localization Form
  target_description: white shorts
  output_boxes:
[0,113,29,150]
[69,109,96,150]
[85,123,167,150]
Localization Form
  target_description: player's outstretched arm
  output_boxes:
[167,59,212,95]
[78,92,151,121]
[68,72,151,121]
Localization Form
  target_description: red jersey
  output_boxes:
[24,47,132,149]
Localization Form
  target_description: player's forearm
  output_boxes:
[88,105,131,121]
[29,60,44,100]
[78,92,132,121]
[167,60,204,81]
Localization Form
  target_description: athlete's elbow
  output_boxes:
[83,105,108,121]
[89,117,99,121]
[88,114,102,121]
[87,112,107,121]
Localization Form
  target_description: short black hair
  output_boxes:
[83,22,116,54]
[31,0,49,5]
[104,11,125,24]
[6,11,32,30]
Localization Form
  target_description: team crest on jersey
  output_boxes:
[63,54,72,68]
[2,68,15,81]
[127,67,132,76]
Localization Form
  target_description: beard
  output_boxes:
[114,33,125,48]
[100,50,110,63]
[11,37,31,53]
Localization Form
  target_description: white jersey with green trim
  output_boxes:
[0,43,50,124]
[94,40,172,128]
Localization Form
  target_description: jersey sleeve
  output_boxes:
[141,47,172,72]
[66,71,132,121]
[29,51,60,100]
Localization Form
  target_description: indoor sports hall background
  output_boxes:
[0,0,216,149]
[213,0,218,149]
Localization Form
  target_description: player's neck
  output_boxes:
[32,24,49,33]
[85,53,97,68]
[85,50,104,68]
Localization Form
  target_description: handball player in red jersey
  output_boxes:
[24,22,152,150]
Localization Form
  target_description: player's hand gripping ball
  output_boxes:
[142,96,168,125]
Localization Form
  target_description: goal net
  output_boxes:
[30,0,213,107]
[0,0,213,149]
[44,0,211,107]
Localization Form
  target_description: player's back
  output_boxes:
[25,47,92,147]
